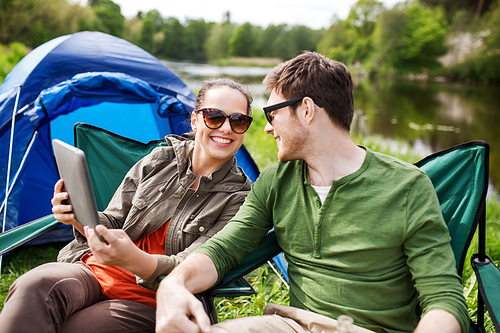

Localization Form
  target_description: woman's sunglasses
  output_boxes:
[194,108,253,134]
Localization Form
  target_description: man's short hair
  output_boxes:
[263,51,354,131]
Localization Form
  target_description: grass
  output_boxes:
[211,57,281,68]
[215,264,290,322]
[0,243,65,308]
[1,109,499,332]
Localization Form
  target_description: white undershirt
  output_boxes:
[311,185,331,204]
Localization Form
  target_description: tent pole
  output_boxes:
[1,85,21,274]
[0,131,37,215]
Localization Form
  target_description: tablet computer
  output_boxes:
[52,139,106,242]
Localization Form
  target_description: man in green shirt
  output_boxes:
[155,52,469,333]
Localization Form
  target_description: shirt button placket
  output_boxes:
[314,200,322,258]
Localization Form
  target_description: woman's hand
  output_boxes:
[51,179,84,234]
[85,225,158,279]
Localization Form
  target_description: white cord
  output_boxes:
[0,132,37,215]
[2,85,21,232]
[267,260,289,290]
[1,85,22,275]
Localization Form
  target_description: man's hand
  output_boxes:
[155,253,219,332]
[156,278,212,333]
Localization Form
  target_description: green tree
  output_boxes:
[485,0,500,49]
[229,23,257,57]
[287,25,322,55]
[124,16,143,45]
[401,3,448,64]
[318,0,383,65]
[418,0,495,17]
[271,28,296,60]
[206,22,235,60]
[0,42,28,83]
[257,24,287,58]
[160,17,187,60]
[345,0,384,37]
[139,17,155,53]
[317,17,350,63]
[373,6,408,66]
[144,9,164,32]
[90,0,124,37]
[344,0,384,62]
[0,0,94,47]
[185,19,211,61]
[137,10,165,54]
[373,2,448,71]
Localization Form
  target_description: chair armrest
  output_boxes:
[0,215,61,256]
[471,253,500,332]
[205,229,283,297]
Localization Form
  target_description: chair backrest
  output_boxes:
[414,141,489,277]
[74,123,167,210]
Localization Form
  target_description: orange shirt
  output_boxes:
[82,222,169,308]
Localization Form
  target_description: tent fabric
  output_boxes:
[0,31,259,244]
[26,72,187,131]
[0,32,195,118]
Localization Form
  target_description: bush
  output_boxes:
[0,42,28,84]
[443,53,500,83]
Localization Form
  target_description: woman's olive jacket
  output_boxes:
[57,135,251,290]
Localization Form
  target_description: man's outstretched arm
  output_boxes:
[156,253,218,333]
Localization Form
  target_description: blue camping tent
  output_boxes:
[0,31,259,244]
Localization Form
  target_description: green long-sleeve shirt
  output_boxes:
[196,148,469,333]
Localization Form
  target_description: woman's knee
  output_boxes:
[7,262,96,303]
[9,263,63,294]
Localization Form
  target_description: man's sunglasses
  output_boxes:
[194,108,253,134]
[263,97,323,124]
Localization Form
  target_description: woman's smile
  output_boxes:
[211,136,233,145]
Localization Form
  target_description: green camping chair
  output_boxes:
[414,141,492,333]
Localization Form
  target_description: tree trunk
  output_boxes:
[476,0,485,17]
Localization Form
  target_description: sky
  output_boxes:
[109,0,403,30]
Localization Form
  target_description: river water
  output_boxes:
[162,60,500,194]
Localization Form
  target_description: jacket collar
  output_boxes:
[165,135,251,192]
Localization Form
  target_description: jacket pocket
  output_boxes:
[131,193,149,211]
[183,218,212,236]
